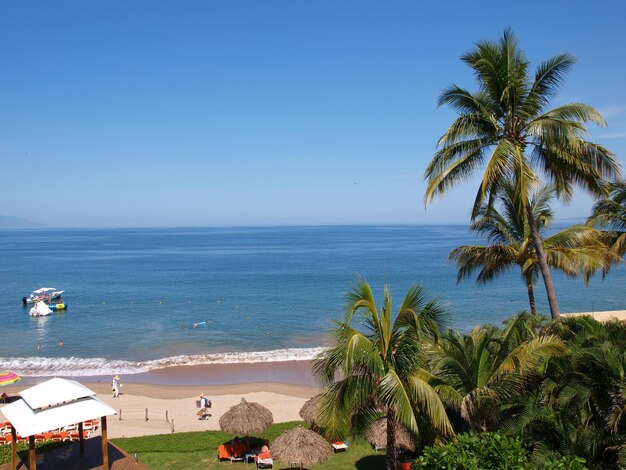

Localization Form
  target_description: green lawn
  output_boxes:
[112,421,387,469]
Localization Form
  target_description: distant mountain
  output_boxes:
[0,215,42,228]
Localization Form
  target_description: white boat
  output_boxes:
[22,288,65,305]
[29,300,52,317]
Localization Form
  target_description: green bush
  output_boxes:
[0,440,69,465]
[541,455,588,470]
[411,433,589,470]
[412,432,527,470]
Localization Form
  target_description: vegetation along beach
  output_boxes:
[2,2,626,469]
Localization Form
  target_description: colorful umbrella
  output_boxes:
[0,372,21,387]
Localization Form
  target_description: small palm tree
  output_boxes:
[588,180,626,256]
[506,316,626,468]
[314,277,454,470]
[426,313,566,432]
[450,182,618,314]
[424,29,621,319]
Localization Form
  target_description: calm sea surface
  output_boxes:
[1,225,624,376]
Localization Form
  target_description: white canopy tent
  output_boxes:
[1,377,117,470]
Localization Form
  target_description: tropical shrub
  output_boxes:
[412,432,588,470]
[412,432,527,469]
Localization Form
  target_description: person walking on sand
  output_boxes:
[112,375,120,398]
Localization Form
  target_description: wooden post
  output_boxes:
[119,409,122,420]
[10,426,17,470]
[79,422,84,454]
[145,408,148,421]
[165,410,168,421]
[101,416,109,470]
[171,419,174,433]
[28,435,36,470]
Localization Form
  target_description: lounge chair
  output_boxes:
[256,451,273,469]
[230,442,247,463]
[332,441,349,452]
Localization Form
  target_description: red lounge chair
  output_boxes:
[332,441,349,452]
[256,451,274,469]
[217,444,232,461]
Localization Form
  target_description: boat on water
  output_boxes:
[29,300,52,317]
[22,287,65,305]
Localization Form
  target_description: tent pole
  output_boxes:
[101,416,109,470]
[10,426,17,470]
[29,435,36,470]
[79,422,84,454]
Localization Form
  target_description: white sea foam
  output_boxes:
[0,347,327,377]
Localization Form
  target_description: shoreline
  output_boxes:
[4,359,319,388]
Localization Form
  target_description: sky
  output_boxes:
[1,0,626,227]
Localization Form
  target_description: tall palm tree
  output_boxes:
[424,29,620,318]
[314,277,454,470]
[450,182,618,314]
[588,180,626,256]
[425,313,566,432]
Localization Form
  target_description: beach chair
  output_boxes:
[230,442,247,463]
[83,419,99,431]
[63,423,79,432]
[217,444,232,461]
[331,441,349,452]
[256,451,273,469]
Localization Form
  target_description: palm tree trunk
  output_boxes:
[526,283,537,315]
[525,203,560,319]
[385,411,398,470]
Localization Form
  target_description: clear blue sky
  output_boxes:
[2,0,625,227]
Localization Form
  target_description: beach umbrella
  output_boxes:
[0,372,21,403]
[299,394,322,426]
[0,372,20,387]
[272,426,332,469]
[219,397,274,436]
[364,417,416,452]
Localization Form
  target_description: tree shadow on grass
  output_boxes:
[355,453,387,469]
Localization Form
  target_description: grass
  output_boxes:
[112,421,387,469]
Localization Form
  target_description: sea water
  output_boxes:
[1,225,624,376]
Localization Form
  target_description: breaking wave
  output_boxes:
[0,347,327,377]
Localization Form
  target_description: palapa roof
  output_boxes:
[219,397,273,435]
[299,394,322,425]
[271,426,332,468]
[1,378,117,437]
[364,417,416,452]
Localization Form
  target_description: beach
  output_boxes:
[0,361,319,439]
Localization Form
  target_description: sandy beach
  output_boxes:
[560,310,626,322]
[0,361,319,439]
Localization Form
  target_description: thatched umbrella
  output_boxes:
[299,394,322,426]
[364,417,416,452]
[219,398,273,436]
[272,426,332,469]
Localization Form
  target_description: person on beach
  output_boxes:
[112,375,120,398]
[197,393,211,419]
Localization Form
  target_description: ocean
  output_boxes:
[1,225,624,377]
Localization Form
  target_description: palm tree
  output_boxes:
[504,316,626,468]
[424,29,621,319]
[425,313,566,432]
[588,180,626,256]
[314,277,454,470]
[450,182,618,314]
